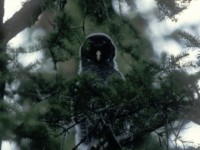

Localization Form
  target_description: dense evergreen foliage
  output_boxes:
[0,0,200,150]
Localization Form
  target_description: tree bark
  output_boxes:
[0,0,5,149]
[2,0,54,43]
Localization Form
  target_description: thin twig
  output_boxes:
[54,120,85,137]
[100,113,122,149]
[82,0,87,36]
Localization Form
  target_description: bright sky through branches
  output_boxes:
[2,0,200,149]
[3,0,27,22]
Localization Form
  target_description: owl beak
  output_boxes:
[96,50,101,61]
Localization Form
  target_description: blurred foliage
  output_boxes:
[3,50,197,149]
[174,30,200,48]
[155,0,192,21]
[0,0,200,150]
[43,0,153,71]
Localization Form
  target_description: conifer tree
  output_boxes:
[1,0,200,150]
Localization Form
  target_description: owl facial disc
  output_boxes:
[96,50,101,61]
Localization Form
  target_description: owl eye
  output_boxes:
[102,40,106,44]
[107,58,110,62]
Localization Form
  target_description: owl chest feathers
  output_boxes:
[81,62,121,80]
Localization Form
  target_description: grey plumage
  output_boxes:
[75,33,123,150]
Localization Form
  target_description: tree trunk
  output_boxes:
[2,0,53,43]
[0,0,52,149]
[0,0,5,149]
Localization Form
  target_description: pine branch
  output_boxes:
[177,30,200,48]
[53,122,79,137]
[169,52,189,69]
[155,0,191,21]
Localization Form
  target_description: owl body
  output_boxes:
[75,33,123,150]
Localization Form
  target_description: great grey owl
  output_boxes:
[74,33,124,150]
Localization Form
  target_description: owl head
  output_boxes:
[80,33,116,73]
